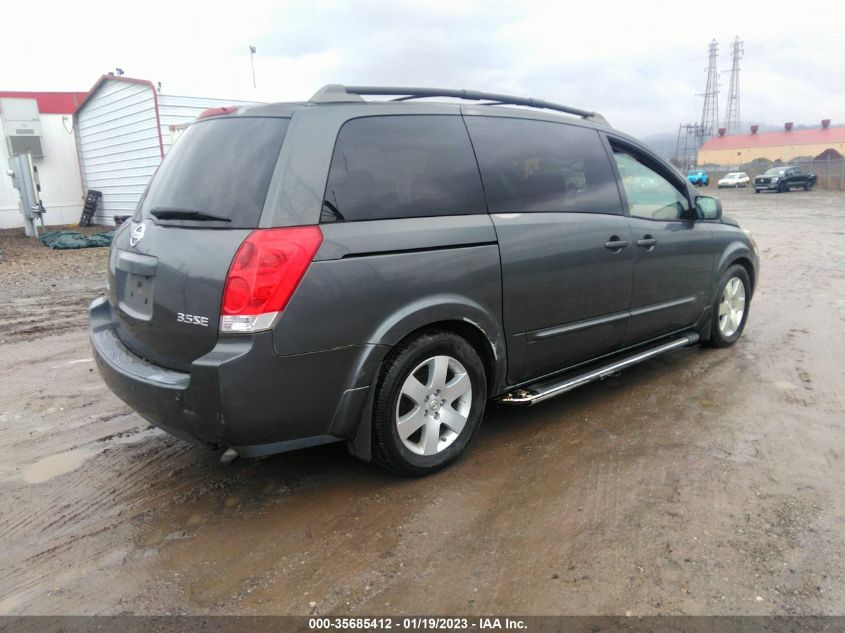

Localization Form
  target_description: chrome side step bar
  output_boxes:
[498,332,700,405]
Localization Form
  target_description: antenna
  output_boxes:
[698,39,720,139]
[724,36,743,135]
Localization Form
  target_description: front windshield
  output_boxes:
[726,173,740,178]
[765,168,786,175]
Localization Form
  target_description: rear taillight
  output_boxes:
[220,227,323,333]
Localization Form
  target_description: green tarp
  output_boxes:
[40,230,115,250]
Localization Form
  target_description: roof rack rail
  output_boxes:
[309,84,609,126]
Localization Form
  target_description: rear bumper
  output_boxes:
[90,297,382,456]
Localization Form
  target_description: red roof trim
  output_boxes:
[0,91,87,114]
[700,126,845,151]
[74,75,165,159]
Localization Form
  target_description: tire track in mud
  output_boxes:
[0,323,223,609]
[0,290,101,344]
[0,427,214,608]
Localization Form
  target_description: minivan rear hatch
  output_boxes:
[107,115,290,371]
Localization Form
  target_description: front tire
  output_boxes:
[372,330,487,476]
[704,265,751,348]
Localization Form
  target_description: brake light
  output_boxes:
[197,105,240,119]
[220,227,323,333]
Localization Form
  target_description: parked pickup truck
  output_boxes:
[754,166,817,193]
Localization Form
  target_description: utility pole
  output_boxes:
[698,39,720,140]
[249,45,257,88]
[675,123,705,169]
[724,36,743,135]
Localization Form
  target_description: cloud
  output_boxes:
[2,0,843,136]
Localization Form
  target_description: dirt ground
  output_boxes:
[0,225,111,345]
[0,189,843,616]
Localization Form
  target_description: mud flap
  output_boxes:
[346,385,376,462]
[698,305,714,343]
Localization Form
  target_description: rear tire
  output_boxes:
[371,330,487,476]
[704,265,751,348]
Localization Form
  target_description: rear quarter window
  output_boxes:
[140,117,289,228]
[322,115,486,222]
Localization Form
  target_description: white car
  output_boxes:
[718,172,750,188]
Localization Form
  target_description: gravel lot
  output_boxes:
[0,189,843,616]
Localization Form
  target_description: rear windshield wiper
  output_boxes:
[150,207,231,222]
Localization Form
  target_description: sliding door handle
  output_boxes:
[604,237,629,251]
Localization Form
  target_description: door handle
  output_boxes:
[637,235,658,249]
[604,236,629,251]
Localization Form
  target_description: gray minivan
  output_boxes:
[90,85,759,476]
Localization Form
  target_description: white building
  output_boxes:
[0,91,87,229]
[74,75,254,224]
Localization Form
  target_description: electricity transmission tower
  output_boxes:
[699,39,720,139]
[724,36,743,135]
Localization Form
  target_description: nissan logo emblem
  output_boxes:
[129,222,146,247]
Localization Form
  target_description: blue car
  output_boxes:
[687,170,709,186]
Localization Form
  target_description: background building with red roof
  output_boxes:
[698,120,845,166]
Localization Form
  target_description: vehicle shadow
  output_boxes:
[158,344,714,503]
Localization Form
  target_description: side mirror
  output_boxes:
[695,195,722,220]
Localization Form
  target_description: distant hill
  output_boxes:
[639,132,678,160]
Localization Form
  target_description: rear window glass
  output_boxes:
[141,117,289,227]
[464,116,622,215]
[322,115,486,222]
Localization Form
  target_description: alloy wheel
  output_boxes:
[395,355,473,456]
[718,277,746,337]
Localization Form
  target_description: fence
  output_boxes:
[701,158,845,191]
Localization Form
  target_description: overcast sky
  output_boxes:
[5,0,843,136]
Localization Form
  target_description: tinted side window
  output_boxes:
[322,116,486,222]
[141,117,289,228]
[613,151,689,221]
[464,116,622,214]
